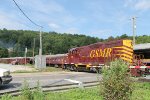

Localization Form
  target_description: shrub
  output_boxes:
[100,59,133,100]
[20,80,45,100]
[32,80,45,100]
[21,79,32,100]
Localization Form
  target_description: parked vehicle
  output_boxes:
[0,68,12,85]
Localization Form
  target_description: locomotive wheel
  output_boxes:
[73,66,78,72]
[0,79,2,85]
[66,65,71,69]
[62,65,66,69]
[69,65,74,71]
[54,64,59,68]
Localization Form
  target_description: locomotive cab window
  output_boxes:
[72,50,78,55]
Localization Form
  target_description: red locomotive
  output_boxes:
[67,39,133,71]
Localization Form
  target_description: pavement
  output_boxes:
[0,65,102,93]
[0,72,101,92]
[137,75,150,82]
[145,75,150,79]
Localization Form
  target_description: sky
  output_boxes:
[0,0,150,39]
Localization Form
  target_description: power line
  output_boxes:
[12,0,43,28]
[12,0,44,68]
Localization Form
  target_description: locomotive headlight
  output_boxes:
[3,71,10,76]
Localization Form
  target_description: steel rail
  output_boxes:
[0,81,99,96]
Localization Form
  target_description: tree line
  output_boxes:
[0,28,150,58]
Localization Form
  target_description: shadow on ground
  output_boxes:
[0,83,22,90]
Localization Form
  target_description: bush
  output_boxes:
[21,80,32,100]
[20,80,45,100]
[100,59,133,100]
[32,80,45,100]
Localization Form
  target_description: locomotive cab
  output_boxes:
[68,48,80,64]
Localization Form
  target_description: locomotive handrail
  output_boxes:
[133,54,147,66]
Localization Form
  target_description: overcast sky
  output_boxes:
[0,0,150,38]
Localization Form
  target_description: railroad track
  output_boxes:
[0,81,99,96]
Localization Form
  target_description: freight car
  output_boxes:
[46,39,133,72]
[46,54,68,68]
[0,57,33,65]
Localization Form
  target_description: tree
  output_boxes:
[107,36,114,41]
[0,47,9,58]
[120,34,129,39]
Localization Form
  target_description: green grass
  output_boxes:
[12,70,38,73]
[45,82,150,100]
[24,63,35,67]
[131,82,150,100]
[38,67,68,72]
[12,67,67,73]
[46,87,102,100]
[1,82,150,100]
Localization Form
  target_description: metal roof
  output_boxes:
[134,43,150,50]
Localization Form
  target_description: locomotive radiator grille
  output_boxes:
[112,40,133,64]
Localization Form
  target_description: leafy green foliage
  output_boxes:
[0,28,150,58]
[32,80,45,100]
[0,29,100,57]
[21,80,32,100]
[101,59,133,100]
[0,47,8,57]
[19,80,45,100]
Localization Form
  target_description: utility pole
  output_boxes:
[32,38,35,64]
[39,27,42,68]
[25,47,27,65]
[132,16,137,46]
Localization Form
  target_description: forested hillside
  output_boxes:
[0,28,150,57]
[0,29,101,57]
